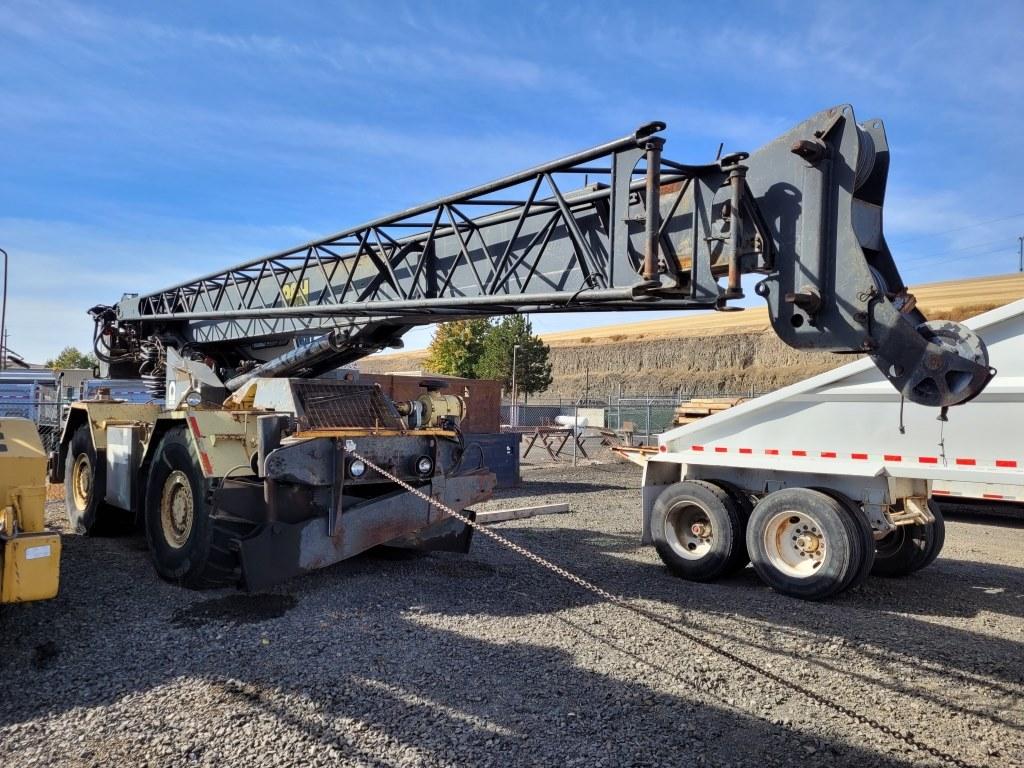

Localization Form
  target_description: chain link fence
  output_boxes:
[0,395,64,452]
[503,389,766,444]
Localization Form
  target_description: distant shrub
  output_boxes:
[579,336,593,344]
[610,334,626,342]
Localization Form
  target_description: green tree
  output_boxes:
[474,315,552,398]
[44,346,98,370]
[423,319,491,378]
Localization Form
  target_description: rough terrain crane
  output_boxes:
[49,105,993,599]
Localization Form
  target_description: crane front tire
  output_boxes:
[144,428,240,589]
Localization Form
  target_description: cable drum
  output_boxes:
[854,126,876,190]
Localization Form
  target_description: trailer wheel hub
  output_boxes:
[795,533,820,553]
[665,503,713,560]
[71,454,92,510]
[763,512,826,577]
[160,470,194,549]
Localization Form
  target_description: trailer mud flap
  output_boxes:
[237,471,492,591]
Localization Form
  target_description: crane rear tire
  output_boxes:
[65,425,111,534]
[651,480,747,582]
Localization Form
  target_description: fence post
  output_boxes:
[645,394,652,445]
[617,381,622,431]
[572,400,579,467]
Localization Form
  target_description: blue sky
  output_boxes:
[1,0,1022,362]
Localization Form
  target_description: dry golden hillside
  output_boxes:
[537,273,1024,347]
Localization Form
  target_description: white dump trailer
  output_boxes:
[636,298,1024,600]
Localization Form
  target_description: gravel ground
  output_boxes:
[2,459,1022,768]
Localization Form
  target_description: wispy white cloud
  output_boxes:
[0,0,1021,363]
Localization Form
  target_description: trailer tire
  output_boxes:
[747,488,861,600]
[703,479,753,574]
[812,489,875,592]
[65,425,109,535]
[918,502,946,570]
[144,428,241,589]
[651,481,746,582]
[872,502,945,577]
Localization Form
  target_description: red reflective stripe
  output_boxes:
[851,453,868,460]
[791,450,807,457]
[765,449,779,456]
[932,490,951,495]
[738,448,753,454]
[714,447,728,453]
[198,452,214,475]
[883,454,902,462]
[955,458,976,466]
[820,451,837,458]
[691,445,704,452]
[996,460,1017,468]
[918,456,938,464]
[983,493,1004,499]
[187,416,215,476]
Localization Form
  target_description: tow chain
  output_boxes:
[350,451,978,768]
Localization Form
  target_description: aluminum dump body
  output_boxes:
[646,298,1024,507]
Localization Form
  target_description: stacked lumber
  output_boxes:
[672,397,746,426]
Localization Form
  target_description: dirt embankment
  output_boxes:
[540,331,843,398]
[357,331,843,398]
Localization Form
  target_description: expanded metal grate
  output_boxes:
[293,381,405,431]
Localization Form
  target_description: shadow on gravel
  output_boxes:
[0,537,923,767]
[1,507,1019,766]
[487,479,633,499]
[171,594,298,629]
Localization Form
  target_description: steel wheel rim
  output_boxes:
[665,502,714,560]
[72,453,92,511]
[875,526,907,558]
[160,470,194,549]
[763,510,827,578]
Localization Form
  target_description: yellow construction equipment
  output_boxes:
[0,418,60,603]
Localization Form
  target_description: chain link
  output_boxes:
[351,451,979,768]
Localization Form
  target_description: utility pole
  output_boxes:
[1019,235,1023,273]
[0,248,7,371]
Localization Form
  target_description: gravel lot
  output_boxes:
[2,459,1022,768]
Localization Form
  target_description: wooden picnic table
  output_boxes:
[519,425,590,462]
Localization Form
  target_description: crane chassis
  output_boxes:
[49,105,993,598]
